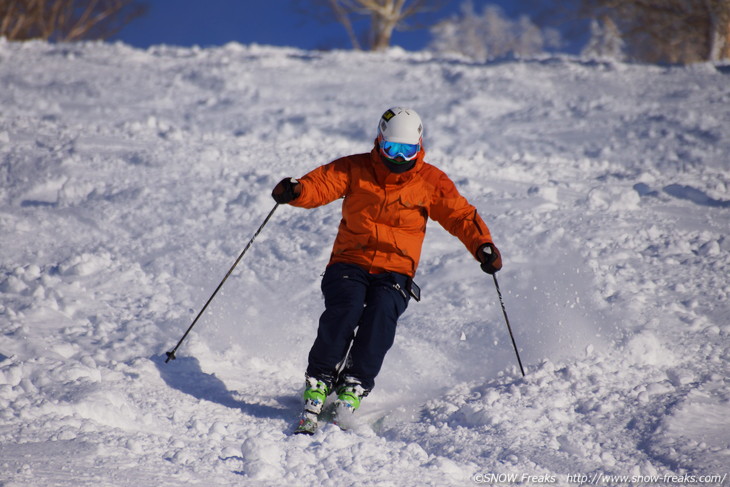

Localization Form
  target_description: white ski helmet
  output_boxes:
[377,107,423,145]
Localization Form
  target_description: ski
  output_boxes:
[332,401,357,431]
[292,377,365,435]
[292,401,358,435]
[294,411,319,435]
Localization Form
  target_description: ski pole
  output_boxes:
[336,333,356,380]
[492,273,526,376]
[165,203,280,363]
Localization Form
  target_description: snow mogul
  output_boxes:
[272,107,502,434]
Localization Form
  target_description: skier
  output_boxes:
[272,107,502,434]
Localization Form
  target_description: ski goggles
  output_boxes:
[380,140,420,162]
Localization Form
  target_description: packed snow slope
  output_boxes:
[1,39,729,486]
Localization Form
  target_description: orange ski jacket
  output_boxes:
[291,146,494,278]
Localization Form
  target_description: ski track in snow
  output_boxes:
[1,40,729,486]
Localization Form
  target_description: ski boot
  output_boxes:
[332,377,369,430]
[295,376,330,435]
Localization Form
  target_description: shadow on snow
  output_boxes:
[152,354,292,422]
[663,184,730,208]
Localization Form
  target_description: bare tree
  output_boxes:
[582,14,625,59]
[325,0,364,50]
[701,0,730,60]
[429,2,561,61]
[304,0,444,51]
[580,0,730,63]
[0,0,146,42]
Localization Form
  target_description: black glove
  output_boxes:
[478,243,502,274]
[271,177,301,204]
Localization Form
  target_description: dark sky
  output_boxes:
[113,0,527,51]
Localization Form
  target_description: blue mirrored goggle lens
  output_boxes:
[381,141,419,161]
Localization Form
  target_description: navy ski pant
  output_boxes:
[306,262,410,391]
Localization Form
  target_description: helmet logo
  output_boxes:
[382,109,396,121]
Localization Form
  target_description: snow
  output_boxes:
[1,39,729,486]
